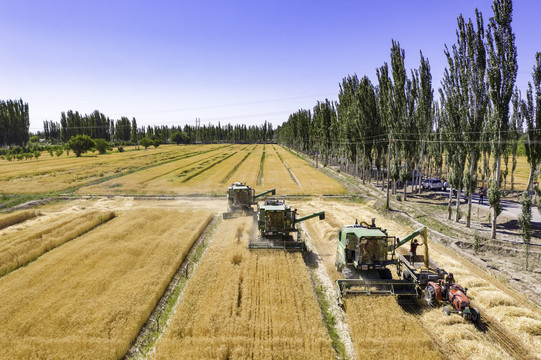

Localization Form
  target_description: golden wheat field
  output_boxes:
[75,144,344,195]
[344,296,440,360]
[0,209,115,276]
[153,216,335,359]
[0,207,212,359]
[0,144,224,194]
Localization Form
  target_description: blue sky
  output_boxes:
[1,0,540,132]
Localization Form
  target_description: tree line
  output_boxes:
[0,99,29,147]
[277,0,541,240]
[41,111,274,145]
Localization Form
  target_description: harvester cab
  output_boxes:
[248,199,325,252]
[223,182,276,219]
[335,219,418,305]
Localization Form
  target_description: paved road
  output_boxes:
[440,189,541,225]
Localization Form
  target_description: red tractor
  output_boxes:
[424,273,480,323]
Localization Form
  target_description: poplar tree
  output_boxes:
[486,0,518,239]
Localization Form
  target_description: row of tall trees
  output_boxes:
[0,99,29,147]
[277,0,540,240]
[42,111,275,145]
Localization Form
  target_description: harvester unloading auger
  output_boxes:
[223,182,276,219]
[248,199,325,252]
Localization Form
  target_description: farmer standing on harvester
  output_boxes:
[409,239,423,263]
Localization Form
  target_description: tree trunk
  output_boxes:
[455,180,462,223]
[491,155,502,240]
[466,153,475,228]
[448,186,453,220]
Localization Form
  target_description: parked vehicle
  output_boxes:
[421,178,443,190]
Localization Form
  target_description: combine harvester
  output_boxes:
[223,182,275,219]
[334,219,481,322]
[249,199,325,252]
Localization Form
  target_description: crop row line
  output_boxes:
[181,152,237,183]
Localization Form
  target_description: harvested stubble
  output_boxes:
[0,210,115,276]
[153,217,335,359]
[274,146,346,194]
[0,209,39,230]
[344,297,440,360]
[0,208,212,359]
[420,241,541,359]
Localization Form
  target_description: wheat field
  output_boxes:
[0,208,212,359]
[274,146,346,194]
[0,144,224,194]
[153,216,335,359]
[0,210,115,276]
[78,144,231,194]
[344,297,440,360]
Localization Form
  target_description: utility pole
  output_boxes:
[195,118,200,144]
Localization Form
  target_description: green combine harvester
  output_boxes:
[223,182,276,219]
[249,199,325,252]
[335,219,440,305]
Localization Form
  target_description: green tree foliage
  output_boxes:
[486,0,518,239]
[139,137,153,149]
[93,138,109,154]
[0,99,30,147]
[522,53,541,193]
[66,135,95,157]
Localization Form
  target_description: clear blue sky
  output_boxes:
[1,0,539,132]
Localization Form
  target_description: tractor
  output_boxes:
[248,199,325,252]
[424,276,481,323]
[223,182,275,219]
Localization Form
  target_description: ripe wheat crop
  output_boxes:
[261,145,301,193]
[0,210,115,276]
[229,145,262,187]
[77,144,226,194]
[0,144,226,194]
[344,296,440,360]
[0,209,39,230]
[0,208,212,359]
[153,217,335,359]
[274,146,346,194]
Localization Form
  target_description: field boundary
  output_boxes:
[124,215,221,359]
[301,224,355,360]
[256,146,265,186]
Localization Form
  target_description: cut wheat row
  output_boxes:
[0,208,212,359]
[0,210,115,276]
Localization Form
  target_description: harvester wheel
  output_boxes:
[424,284,436,307]
[471,307,480,323]
[380,268,392,280]
[443,306,451,316]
